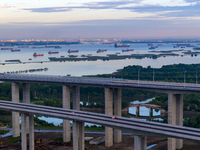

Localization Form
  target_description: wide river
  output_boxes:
[0,42,199,76]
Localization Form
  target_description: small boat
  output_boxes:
[48,51,59,54]
[33,53,44,57]
[122,49,134,52]
[11,49,20,52]
[97,49,107,53]
[68,49,79,53]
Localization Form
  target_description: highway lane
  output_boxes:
[0,73,200,93]
[0,100,200,142]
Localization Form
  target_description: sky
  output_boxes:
[0,0,200,40]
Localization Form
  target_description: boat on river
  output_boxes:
[48,51,59,54]
[11,49,20,52]
[68,49,79,53]
[33,53,44,57]
[97,49,107,53]
[114,43,130,48]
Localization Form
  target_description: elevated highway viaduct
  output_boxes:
[0,73,200,150]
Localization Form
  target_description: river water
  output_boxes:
[0,42,200,76]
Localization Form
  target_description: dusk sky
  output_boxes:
[0,0,200,40]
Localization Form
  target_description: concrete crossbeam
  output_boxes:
[134,136,147,150]
[63,85,71,142]
[114,88,122,143]
[21,113,27,150]
[168,93,183,150]
[12,82,20,137]
[105,88,113,147]
[23,83,30,134]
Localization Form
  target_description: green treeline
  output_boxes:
[87,63,200,83]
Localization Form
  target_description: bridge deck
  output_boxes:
[0,73,200,93]
[0,100,199,142]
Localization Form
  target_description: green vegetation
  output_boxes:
[0,130,9,134]
[184,112,200,128]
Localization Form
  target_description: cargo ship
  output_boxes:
[97,49,107,53]
[45,45,56,48]
[32,46,44,49]
[55,46,62,49]
[68,49,79,53]
[122,49,134,52]
[149,46,156,49]
[102,43,112,44]
[33,53,44,57]
[148,43,153,46]
[11,49,20,52]
[18,45,29,48]
[1,48,13,50]
[48,51,59,54]
[114,43,130,48]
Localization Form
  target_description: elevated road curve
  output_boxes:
[0,73,200,94]
[0,100,200,142]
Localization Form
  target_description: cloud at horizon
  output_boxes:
[0,0,200,39]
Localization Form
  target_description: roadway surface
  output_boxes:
[0,73,200,93]
[0,100,200,142]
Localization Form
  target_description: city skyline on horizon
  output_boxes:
[1,0,200,40]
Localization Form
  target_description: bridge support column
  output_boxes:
[136,106,139,117]
[12,82,20,137]
[105,88,113,147]
[23,83,30,134]
[29,115,34,150]
[114,88,122,143]
[134,135,147,150]
[73,86,84,150]
[168,93,183,150]
[21,113,27,150]
[63,85,71,142]
[149,107,153,117]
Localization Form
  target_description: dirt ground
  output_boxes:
[0,132,200,150]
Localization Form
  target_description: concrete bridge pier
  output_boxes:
[23,83,30,134]
[134,135,147,150]
[63,85,71,142]
[149,107,153,117]
[73,86,84,150]
[136,106,139,117]
[114,88,122,143]
[168,93,183,150]
[21,114,34,150]
[29,115,35,150]
[105,88,113,147]
[21,113,27,150]
[12,82,20,137]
